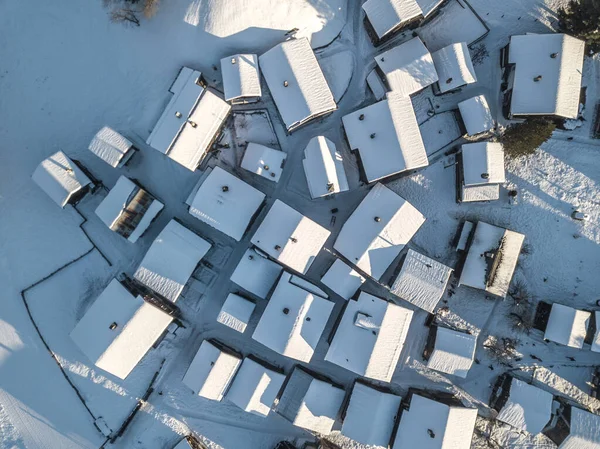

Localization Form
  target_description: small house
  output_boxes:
[88,126,136,168]
[544,401,600,448]
[457,95,494,137]
[217,293,256,333]
[241,142,287,183]
[230,248,283,299]
[457,142,505,203]
[367,68,387,100]
[302,136,349,199]
[423,325,477,378]
[220,54,261,104]
[321,258,366,300]
[543,303,592,349]
[431,43,477,95]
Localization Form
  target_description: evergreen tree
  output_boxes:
[558,0,600,52]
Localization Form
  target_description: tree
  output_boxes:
[110,7,140,26]
[103,0,161,26]
[558,0,600,52]
[500,119,556,158]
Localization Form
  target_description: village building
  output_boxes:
[220,54,261,104]
[593,311,600,353]
[241,142,286,183]
[457,142,506,203]
[543,303,592,349]
[230,248,283,299]
[544,401,600,448]
[186,166,265,241]
[325,291,413,382]
[457,95,494,137]
[342,93,428,183]
[32,151,93,208]
[95,175,164,243]
[367,68,387,100]
[252,272,334,363]
[217,293,255,333]
[423,326,477,378]
[88,126,137,168]
[250,199,331,274]
[70,278,175,380]
[259,38,336,132]
[334,183,425,280]
[500,33,585,119]
[302,136,349,199]
[321,258,366,300]
[431,43,477,94]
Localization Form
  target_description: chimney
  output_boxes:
[370,133,376,139]
[550,52,558,58]
[374,216,381,222]
[359,114,365,121]
[222,185,229,192]
[534,75,542,82]
[283,80,289,87]
[446,77,453,84]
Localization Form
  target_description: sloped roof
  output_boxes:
[544,303,590,349]
[88,126,133,168]
[321,258,366,300]
[560,407,600,449]
[302,136,349,198]
[458,95,494,136]
[427,327,477,378]
[496,378,553,434]
[432,43,477,94]
[241,143,286,183]
[220,54,261,102]
[461,142,505,187]
[362,0,421,40]
[230,248,283,299]
[217,293,255,333]
[461,183,500,203]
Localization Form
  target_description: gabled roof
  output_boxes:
[544,303,590,349]
[432,43,477,94]
[217,293,255,333]
[321,258,366,300]
[458,95,494,136]
[362,0,444,40]
[427,327,477,378]
[220,54,261,102]
[88,126,134,168]
[302,136,349,199]
[496,378,553,434]
[461,142,505,187]
[461,183,500,203]
[230,248,283,299]
[334,183,426,280]
[560,407,600,449]
[342,93,428,182]
[241,143,286,183]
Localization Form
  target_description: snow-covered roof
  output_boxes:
[432,43,477,94]
[230,248,283,299]
[392,394,478,449]
[458,95,494,136]
[225,357,285,417]
[251,199,331,274]
[321,258,366,300]
[133,220,211,303]
[182,340,242,400]
[559,407,600,449]
[459,221,525,298]
[88,126,134,168]
[461,142,505,187]
[241,143,286,183]
[508,34,585,119]
[217,293,256,333]
[95,176,164,243]
[544,303,590,349]
[375,37,439,96]
[391,249,452,313]
[593,311,600,353]
[32,151,92,208]
[252,272,334,362]
[456,221,474,251]
[334,183,426,280]
[188,166,265,241]
[220,54,261,103]
[342,93,428,182]
[259,38,336,132]
[302,136,349,198]
[362,0,444,40]
[325,292,413,382]
[461,183,500,203]
[427,327,477,378]
[496,378,553,434]
[70,279,173,380]
[342,382,401,446]
[367,69,387,100]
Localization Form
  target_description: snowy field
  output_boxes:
[1,0,599,448]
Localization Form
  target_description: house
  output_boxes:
[457,142,505,203]
[274,366,345,435]
[230,248,283,299]
[342,93,428,183]
[252,272,334,363]
[95,176,164,243]
[543,303,592,349]
[220,54,261,104]
[458,221,525,298]
[325,291,413,382]
[70,278,174,380]
[186,166,266,241]
[321,258,366,300]
[374,37,439,96]
[133,219,212,303]
[259,38,336,132]
[182,339,242,400]
[501,33,585,119]
[250,199,331,274]
[457,95,494,136]
[341,382,401,446]
[241,143,287,183]
[302,136,349,199]
[225,356,286,417]
[423,326,477,378]
[32,151,92,208]
[88,126,136,168]
[392,392,478,449]
[544,401,600,449]
[217,293,256,333]
[333,183,426,280]
[367,69,387,100]
[147,67,230,171]
[390,249,452,313]
[431,43,477,94]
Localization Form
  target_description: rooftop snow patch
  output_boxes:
[461,142,505,187]
[508,34,585,119]
[241,143,286,183]
[259,38,336,132]
[251,199,331,274]
[182,340,241,400]
[427,327,477,378]
[392,394,478,449]
[302,136,349,198]
[458,95,494,136]
[217,293,255,333]
[461,183,500,203]
[559,407,600,449]
[230,248,283,299]
[390,249,452,313]
[326,292,413,382]
[321,258,366,300]
[220,54,261,104]
[133,220,211,303]
[496,378,553,434]
[70,279,173,380]
[432,43,477,94]
[188,166,265,241]
[544,303,590,349]
[334,183,425,280]
[88,126,135,168]
[32,151,92,208]
[342,93,428,182]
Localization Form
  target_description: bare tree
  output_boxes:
[110,7,140,26]
[483,335,520,366]
[507,280,535,334]
[102,0,161,26]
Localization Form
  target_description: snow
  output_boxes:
[182,340,242,400]
[462,142,506,186]
[241,142,287,183]
[343,93,429,182]
[321,258,366,300]
[325,292,414,382]
[456,221,474,252]
[593,311,600,353]
[70,279,173,380]
[259,38,336,132]
[508,33,585,119]
[458,95,494,136]
[496,378,554,435]
[230,248,283,299]
[560,407,600,449]
[302,136,349,198]
[318,50,355,103]
[188,166,266,241]
[333,183,426,280]
[427,327,477,378]
[544,303,591,349]
[367,69,387,101]
[220,54,261,104]
[217,293,256,333]
[362,0,422,41]
[431,43,477,94]
[32,151,92,208]
[461,183,500,203]
[88,126,134,168]
[252,272,334,362]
